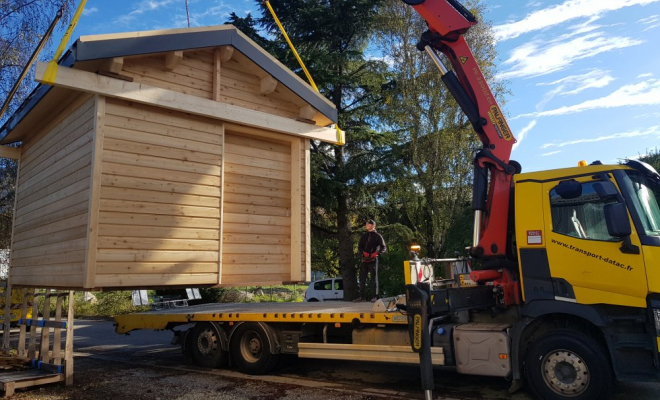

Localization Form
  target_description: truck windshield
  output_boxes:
[623,170,660,237]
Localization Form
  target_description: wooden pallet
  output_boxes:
[0,287,74,397]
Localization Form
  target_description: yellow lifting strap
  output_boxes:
[263,1,345,145]
[42,0,88,85]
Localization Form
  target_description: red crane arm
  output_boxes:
[402,0,518,258]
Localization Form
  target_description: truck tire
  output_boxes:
[190,322,228,368]
[230,322,279,374]
[524,329,612,400]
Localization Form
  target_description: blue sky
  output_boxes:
[60,0,660,172]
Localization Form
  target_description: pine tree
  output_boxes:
[230,0,391,299]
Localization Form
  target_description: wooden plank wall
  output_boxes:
[10,95,95,287]
[221,130,293,284]
[94,98,224,288]
[121,50,304,121]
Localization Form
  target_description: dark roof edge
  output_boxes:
[0,50,76,144]
[1,26,338,144]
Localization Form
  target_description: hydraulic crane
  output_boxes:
[402,0,519,260]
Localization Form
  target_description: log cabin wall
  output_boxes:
[94,98,224,288]
[10,95,96,287]
[221,130,292,285]
[3,26,334,289]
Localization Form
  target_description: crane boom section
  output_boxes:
[402,0,517,257]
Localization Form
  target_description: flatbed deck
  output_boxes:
[114,301,408,334]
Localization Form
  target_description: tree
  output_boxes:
[374,0,507,257]
[1,0,74,121]
[639,149,660,173]
[232,0,392,300]
[0,1,74,251]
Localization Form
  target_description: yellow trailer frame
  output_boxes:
[114,302,408,334]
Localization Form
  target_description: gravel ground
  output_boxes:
[9,357,400,400]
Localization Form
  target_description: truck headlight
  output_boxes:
[654,309,660,335]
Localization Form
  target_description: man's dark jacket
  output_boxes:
[358,231,386,262]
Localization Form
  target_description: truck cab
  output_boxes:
[510,160,660,395]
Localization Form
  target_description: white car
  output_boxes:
[304,278,343,302]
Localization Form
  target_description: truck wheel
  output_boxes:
[230,322,279,374]
[190,322,228,368]
[524,330,611,400]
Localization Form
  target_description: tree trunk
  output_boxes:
[338,187,357,300]
[423,185,437,258]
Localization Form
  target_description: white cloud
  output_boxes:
[82,7,98,16]
[542,151,562,156]
[637,73,654,78]
[498,32,642,79]
[494,0,660,41]
[513,120,537,151]
[541,125,660,149]
[517,79,660,118]
[537,69,615,96]
[639,14,659,23]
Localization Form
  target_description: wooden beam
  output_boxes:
[100,57,123,74]
[165,51,183,70]
[0,146,21,160]
[218,46,234,63]
[218,123,225,285]
[260,76,278,95]
[304,139,311,281]
[35,61,340,144]
[299,105,316,121]
[290,138,302,282]
[213,49,222,101]
[84,95,105,289]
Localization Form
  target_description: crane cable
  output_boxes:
[42,0,88,85]
[263,1,345,145]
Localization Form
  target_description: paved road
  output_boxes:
[70,319,660,400]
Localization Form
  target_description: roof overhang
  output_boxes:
[1,25,338,144]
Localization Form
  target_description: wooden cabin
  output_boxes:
[0,25,339,290]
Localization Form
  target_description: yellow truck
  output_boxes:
[114,1,660,400]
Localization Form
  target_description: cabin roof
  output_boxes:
[0,25,338,144]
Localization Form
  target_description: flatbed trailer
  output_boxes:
[114,300,455,371]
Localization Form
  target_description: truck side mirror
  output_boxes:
[604,203,631,238]
[594,181,619,200]
[555,180,582,199]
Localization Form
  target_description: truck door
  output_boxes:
[543,177,647,308]
[332,278,344,300]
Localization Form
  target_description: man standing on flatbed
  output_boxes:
[356,220,386,302]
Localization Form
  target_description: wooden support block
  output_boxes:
[27,290,39,360]
[0,146,20,160]
[165,51,183,70]
[218,46,234,63]
[52,292,63,365]
[2,282,11,351]
[17,289,28,358]
[100,57,123,74]
[260,76,278,95]
[65,291,74,385]
[299,105,316,121]
[39,290,51,363]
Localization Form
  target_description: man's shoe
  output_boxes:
[352,297,365,303]
[370,297,377,302]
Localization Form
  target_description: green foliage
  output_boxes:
[639,149,660,172]
[74,292,150,318]
[1,1,74,122]
[373,0,503,258]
